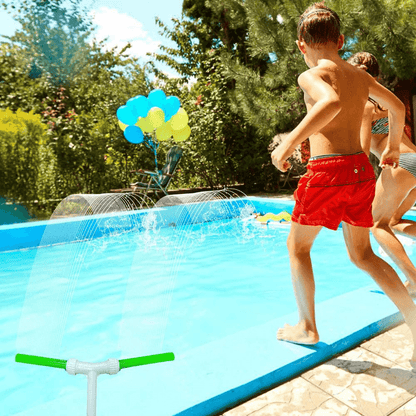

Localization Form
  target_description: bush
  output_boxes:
[0,108,56,202]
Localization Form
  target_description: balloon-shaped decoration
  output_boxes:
[156,122,173,141]
[164,96,181,121]
[147,107,165,130]
[136,117,154,133]
[126,96,139,117]
[148,89,166,109]
[169,108,189,131]
[117,90,187,146]
[116,105,137,126]
[124,125,144,144]
[173,125,191,142]
[118,120,128,132]
[128,95,150,118]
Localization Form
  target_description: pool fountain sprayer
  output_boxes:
[15,188,257,414]
[15,352,175,416]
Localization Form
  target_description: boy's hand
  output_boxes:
[271,148,291,172]
[379,147,400,169]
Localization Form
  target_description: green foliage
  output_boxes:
[0,108,55,202]
[4,0,413,206]
[214,0,311,138]
[331,0,416,80]
[3,0,94,87]
[218,0,416,142]
[0,25,154,205]
[151,15,279,191]
[0,43,51,114]
[182,57,273,190]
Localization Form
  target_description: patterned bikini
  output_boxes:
[371,117,389,135]
[370,106,416,178]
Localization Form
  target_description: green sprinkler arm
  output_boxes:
[16,352,175,416]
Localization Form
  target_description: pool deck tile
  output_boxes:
[221,323,416,416]
[222,377,362,416]
[302,347,416,416]
[361,324,415,371]
[390,397,416,416]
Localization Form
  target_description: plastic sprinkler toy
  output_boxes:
[15,352,175,416]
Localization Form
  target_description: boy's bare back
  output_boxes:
[300,59,370,157]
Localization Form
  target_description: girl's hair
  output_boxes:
[297,2,341,47]
[347,52,380,77]
[347,52,384,112]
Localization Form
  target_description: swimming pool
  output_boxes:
[1,193,414,415]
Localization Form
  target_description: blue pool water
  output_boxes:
[1,196,415,415]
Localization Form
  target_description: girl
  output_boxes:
[348,52,416,295]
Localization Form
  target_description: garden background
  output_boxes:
[1,0,416,220]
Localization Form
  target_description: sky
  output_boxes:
[0,0,186,77]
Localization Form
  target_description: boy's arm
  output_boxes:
[271,70,341,172]
[367,75,404,167]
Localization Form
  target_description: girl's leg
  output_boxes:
[342,222,416,361]
[391,187,416,237]
[372,168,416,288]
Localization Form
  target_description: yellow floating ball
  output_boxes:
[169,108,189,131]
[173,125,191,142]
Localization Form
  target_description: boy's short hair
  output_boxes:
[347,52,380,78]
[297,2,341,47]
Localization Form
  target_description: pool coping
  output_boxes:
[170,285,404,416]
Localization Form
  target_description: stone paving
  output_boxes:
[221,323,416,416]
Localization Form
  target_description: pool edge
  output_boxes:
[175,311,403,416]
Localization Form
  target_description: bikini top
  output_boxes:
[368,97,389,134]
[371,117,389,134]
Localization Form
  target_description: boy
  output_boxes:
[272,2,416,365]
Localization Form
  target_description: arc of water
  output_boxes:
[118,188,256,354]
[17,192,155,358]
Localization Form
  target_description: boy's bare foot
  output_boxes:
[277,322,319,345]
[405,280,416,297]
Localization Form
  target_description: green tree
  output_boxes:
[3,0,94,87]
[0,30,154,199]
[333,0,416,80]
[0,42,52,114]
[39,43,154,195]
[152,16,278,191]
[218,0,416,140]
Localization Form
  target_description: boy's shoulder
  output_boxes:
[297,63,334,90]
[299,59,371,87]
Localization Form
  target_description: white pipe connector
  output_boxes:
[66,358,120,416]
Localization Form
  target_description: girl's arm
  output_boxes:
[367,74,405,167]
[360,102,374,157]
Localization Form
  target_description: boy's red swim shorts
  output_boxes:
[291,152,376,230]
